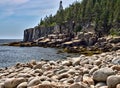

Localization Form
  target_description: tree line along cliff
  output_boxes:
[24,0,120,42]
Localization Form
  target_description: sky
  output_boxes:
[0,0,77,39]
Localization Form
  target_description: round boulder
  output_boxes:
[27,78,41,87]
[107,75,120,88]
[117,84,120,88]
[112,57,120,65]
[0,83,4,88]
[93,67,115,82]
[69,83,88,88]
[71,56,82,66]
[4,78,26,88]
[17,82,27,88]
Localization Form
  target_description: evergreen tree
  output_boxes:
[38,0,120,36]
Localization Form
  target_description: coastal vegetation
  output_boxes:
[39,0,120,36]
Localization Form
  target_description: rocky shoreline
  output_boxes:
[0,50,120,88]
[5,32,120,55]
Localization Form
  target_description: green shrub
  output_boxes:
[75,25,82,32]
[110,28,120,36]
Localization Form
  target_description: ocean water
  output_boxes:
[0,39,21,44]
[0,39,69,68]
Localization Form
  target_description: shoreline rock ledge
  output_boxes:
[0,50,120,88]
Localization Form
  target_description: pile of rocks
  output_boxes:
[0,50,120,88]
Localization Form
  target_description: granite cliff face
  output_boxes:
[23,26,55,42]
[23,21,75,42]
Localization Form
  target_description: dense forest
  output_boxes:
[39,0,120,36]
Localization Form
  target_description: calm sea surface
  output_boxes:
[0,39,73,68]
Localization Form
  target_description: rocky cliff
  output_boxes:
[23,26,55,42]
[23,21,75,42]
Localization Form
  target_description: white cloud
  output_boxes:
[0,0,76,19]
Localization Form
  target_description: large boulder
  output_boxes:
[61,60,72,66]
[77,32,97,46]
[95,82,107,88]
[117,84,120,88]
[109,37,120,44]
[112,56,120,65]
[97,37,107,43]
[71,57,81,66]
[83,75,94,86]
[57,73,70,80]
[4,78,26,88]
[17,82,27,88]
[93,67,115,82]
[0,83,4,88]
[107,75,120,88]
[33,63,42,69]
[27,78,41,87]
[69,83,89,88]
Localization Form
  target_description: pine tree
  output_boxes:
[38,0,120,36]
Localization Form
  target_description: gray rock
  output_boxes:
[17,82,27,88]
[93,67,115,82]
[80,59,89,65]
[89,66,99,75]
[69,83,89,88]
[42,64,52,70]
[111,65,120,71]
[112,56,120,65]
[42,81,51,84]
[74,75,83,82]
[94,60,102,66]
[64,78,74,84]
[27,78,41,87]
[99,86,108,88]
[40,76,49,81]
[49,61,57,65]
[95,82,107,88]
[107,75,120,88]
[117,84,120,88]
[0,83,4,88]
[67,69,76,75]
[61,60,72,66]
[4,78,26,88]
[109,37,120,44]
[83,75,94,86]
[77,32,97,46]
[72,57,82,66]
[34,69,43,76]
[57,73,70,80]
[56,69,68,74]
[30,84,59,88]
[17,73,31,78]
[33,63,42,69]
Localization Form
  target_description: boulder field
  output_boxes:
[0,50,120,88]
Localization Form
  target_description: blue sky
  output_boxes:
[0,0,76,39]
